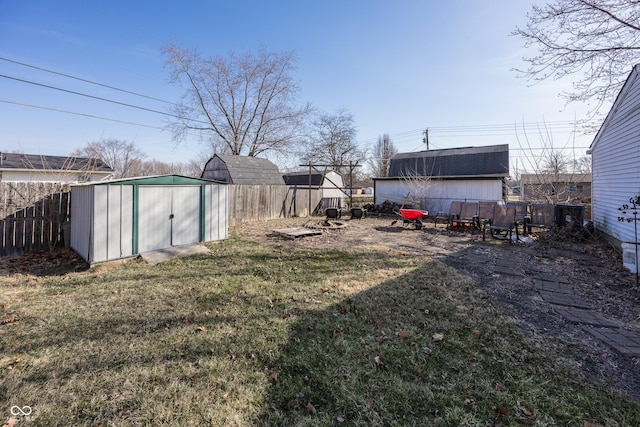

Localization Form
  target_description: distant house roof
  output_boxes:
[0,153,113,173]
[521,173,591,185]
[201,154,284,185]
[387,144,509,178]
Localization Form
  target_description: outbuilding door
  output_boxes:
[137,186,201,253]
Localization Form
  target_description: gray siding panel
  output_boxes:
[93,186,109,263]
[106,186,122,261]
[120,186,134,258]
[171,186,201,246]
[138,186,172,253]
[205,184,228,241]
[70,185,94,263]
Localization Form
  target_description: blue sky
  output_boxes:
[0,1,598,172]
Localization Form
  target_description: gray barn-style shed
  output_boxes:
[70,175,228,263]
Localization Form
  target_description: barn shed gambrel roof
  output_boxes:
[201,154,284,185]
[388,144,509,178]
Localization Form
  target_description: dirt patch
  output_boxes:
[2,216,639,399]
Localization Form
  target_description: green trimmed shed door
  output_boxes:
[137,186,201,253]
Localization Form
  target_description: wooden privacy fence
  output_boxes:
[227,184,324,226]
[0,182,71,256]
[0,183,335,256]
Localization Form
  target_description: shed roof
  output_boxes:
[203,154,284,185]
[0,152,112,173]
[283,171,325,186]
[388,144,509,178]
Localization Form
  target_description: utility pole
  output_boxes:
[423,128,429,150]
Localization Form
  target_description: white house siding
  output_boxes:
[591,66,640,249]
[1,170,110,182]
[375,179,503,213]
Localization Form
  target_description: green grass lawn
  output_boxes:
[1,231,639,426]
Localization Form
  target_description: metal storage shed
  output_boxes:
[70,175,228,264]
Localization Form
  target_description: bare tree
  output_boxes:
[516,123,591,204]
[513,0,640,120]
[128,159,203,178]
[302,109,364,176]
[367,133,397,178]
[72,139,146,178]
[163,44,311,157]
[573,155,592,173]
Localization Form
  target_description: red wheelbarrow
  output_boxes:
[395,208,429,230]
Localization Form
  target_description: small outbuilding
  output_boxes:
[374,144,509,213]
[282,170,345,199]
[70,175,227,264]
[201,154,284,185]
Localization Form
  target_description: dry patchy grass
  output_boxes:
[1,231,639,426]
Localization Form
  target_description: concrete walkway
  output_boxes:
[495,258,640,357]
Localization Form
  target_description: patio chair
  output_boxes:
[507,201,529,235]
[437,201,462,229]
[525,204,556,234]
[451,201,479,232]
[482,203,518,243]
[476,200,497,229]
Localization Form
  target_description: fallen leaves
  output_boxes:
[432,333,444,342]
[305,402,316,415]
[374,353,387,369]
[1,315,17,325]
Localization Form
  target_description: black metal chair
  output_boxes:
[525,204,556,234]
[482,204,518,243]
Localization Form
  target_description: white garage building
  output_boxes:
[374,145,509,213]
[70,175,228,263]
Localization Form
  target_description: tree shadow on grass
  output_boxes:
[254,251,640,426]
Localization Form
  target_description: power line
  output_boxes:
[0,98,164,129]
[0,73,212,126]
[0,56,176,106]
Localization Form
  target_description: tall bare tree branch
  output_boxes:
[163,44,311,157]
[513,0,640,122]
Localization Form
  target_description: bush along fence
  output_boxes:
[0,183,71,256]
